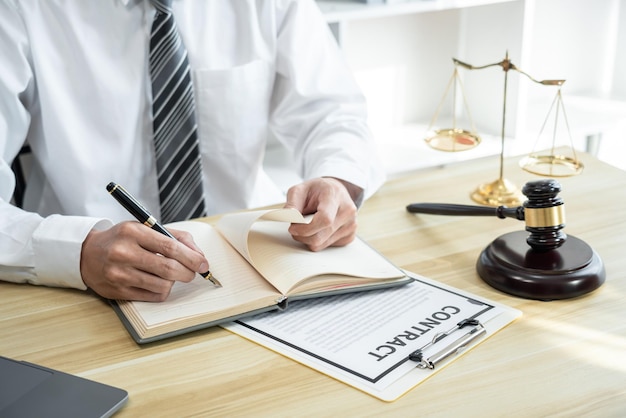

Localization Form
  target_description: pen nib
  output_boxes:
[202,271,222,287]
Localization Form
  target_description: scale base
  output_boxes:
[471,178,524,207]
[477,231,605,300]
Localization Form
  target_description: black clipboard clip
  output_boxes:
[408,318,486,370]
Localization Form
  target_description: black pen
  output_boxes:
[106,182,221,287]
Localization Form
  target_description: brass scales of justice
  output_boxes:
[407,53,604,301]
[424,51,584,207]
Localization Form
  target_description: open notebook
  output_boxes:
[111,208,411,343]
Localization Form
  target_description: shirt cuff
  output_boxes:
[309,160,385,202]
[32,215,113,290]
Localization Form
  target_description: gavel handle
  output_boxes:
[406,203,525,221]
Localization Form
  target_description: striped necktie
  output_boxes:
[149,0,206,223]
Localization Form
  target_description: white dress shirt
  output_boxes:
[0,0,385,290]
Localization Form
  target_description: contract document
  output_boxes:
[224,271,521,401]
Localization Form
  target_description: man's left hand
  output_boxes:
[284,177,363,251]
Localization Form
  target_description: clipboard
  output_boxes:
[408,318,487,370]
[224,271,522,401]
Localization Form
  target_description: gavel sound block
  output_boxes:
[406,179,605,300]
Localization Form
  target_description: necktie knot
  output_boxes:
[150,0,172,14]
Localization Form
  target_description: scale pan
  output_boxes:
[520,154,583,177]
[424,128,481,152]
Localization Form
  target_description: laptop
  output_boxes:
[0,356,128,418]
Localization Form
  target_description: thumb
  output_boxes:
[284,182,310,212]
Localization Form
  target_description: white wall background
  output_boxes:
[333,0,626,171]
[266,0,626,191]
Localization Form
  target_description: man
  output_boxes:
[0,0,385,302]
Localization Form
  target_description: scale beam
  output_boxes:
[425,51,582,207]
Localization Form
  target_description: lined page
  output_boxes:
[118,221,280,332]
[216,208,404,296]
[247,221,405,295]
[215,208,308,265]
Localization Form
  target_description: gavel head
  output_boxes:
[522,179,566,251]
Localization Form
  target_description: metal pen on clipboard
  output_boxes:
[408,318,486,370]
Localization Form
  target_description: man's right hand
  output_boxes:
[80,222,210,302]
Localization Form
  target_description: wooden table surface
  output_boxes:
[2,150,625,417]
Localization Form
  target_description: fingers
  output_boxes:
[284,181,311,214]
[290,205,358,251]
[171,229,204,254]
[96,258,176,302]
[140,227,210,276]
[286,178,359,251]
[80,222,210,302]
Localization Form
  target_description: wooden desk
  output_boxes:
[2,151,625,416]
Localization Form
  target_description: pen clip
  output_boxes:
[408,318,486,370]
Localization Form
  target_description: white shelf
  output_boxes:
[317,0,520,22]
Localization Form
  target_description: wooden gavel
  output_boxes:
[406,179,604,300]
[407,179,566,252]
